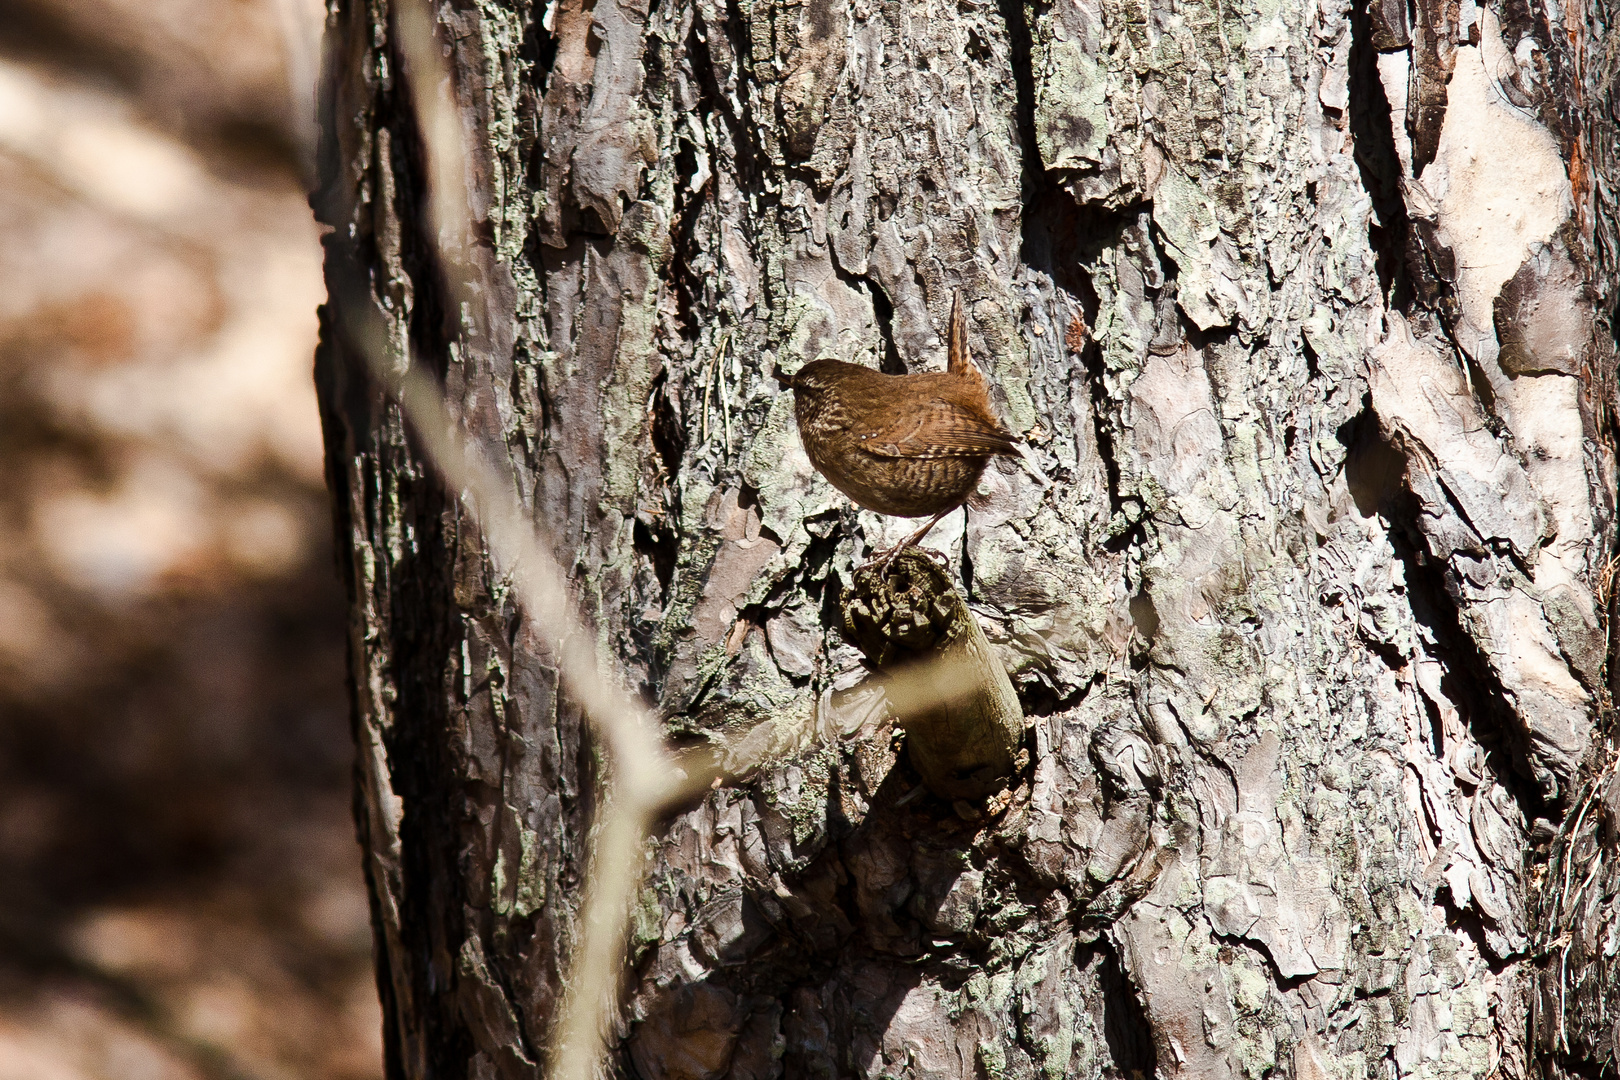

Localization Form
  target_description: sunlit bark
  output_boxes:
[313,0,1620,1077]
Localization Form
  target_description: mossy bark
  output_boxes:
[313,0,1620,1078]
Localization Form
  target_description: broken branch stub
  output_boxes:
[840,551,1024,799]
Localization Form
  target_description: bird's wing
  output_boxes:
[860,398,1021,459]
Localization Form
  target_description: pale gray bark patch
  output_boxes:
[1366,312,1588,796]
[1203,733,1351,980]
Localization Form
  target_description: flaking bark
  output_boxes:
[312,0,1620,1078]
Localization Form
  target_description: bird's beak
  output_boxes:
[771,362,793,389]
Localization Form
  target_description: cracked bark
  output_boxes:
[312,0,1620,1078]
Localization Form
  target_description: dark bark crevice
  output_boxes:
[1097,938,1157,1080]
[1347,0,1412,309]
[1339,403,1552,826]
[992,0,1039,214]
[387,501,475,1080]
[708,0,762,194]
[862,272,906,376]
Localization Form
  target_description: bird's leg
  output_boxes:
[903,507,952,550]
[871,506,955,573]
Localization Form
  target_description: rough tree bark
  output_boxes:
[313,0,1620,1078]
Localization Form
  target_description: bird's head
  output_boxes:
[779,359,841,399]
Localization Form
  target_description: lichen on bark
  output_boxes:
[312,0,1620,1077]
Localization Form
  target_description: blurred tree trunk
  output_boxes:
[312,0,1620,1078]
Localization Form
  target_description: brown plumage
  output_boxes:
[788,291,1019,557]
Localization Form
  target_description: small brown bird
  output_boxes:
[786,291,1020,563]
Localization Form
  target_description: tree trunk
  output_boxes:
[312,0,1620,1077]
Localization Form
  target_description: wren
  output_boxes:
[786,291,1020,560]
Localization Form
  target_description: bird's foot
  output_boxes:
[864,540,949,576]
[864,509,955,576]
[866,544,904,576]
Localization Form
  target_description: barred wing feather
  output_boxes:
[861,400,1020,459]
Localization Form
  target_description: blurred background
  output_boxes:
[0,2,381,1078]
